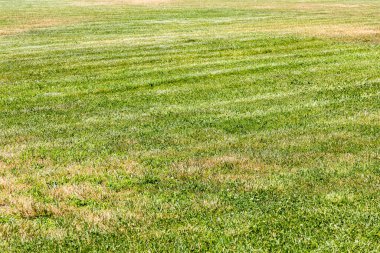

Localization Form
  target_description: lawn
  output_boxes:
[0,0,380,251]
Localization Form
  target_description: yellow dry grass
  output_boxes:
[0,18,74,36]
[287,24,380,39]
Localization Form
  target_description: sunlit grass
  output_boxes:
[0,0,380,251]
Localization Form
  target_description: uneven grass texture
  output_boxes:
[1,0,380,252]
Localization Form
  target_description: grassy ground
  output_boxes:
[1,0,380,251]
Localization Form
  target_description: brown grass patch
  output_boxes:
[50,183,108,202]
[172,155,276,187]
[76,209,116,230]
[295,24,379,37]
[0,18,77,36]
[5,196,67,218]
[0,160,9,170]
[0,177,29,195]
[0,144,27,160]
[247,23,380,43]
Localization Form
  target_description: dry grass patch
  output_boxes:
[172,155,278,188]
[0,144,28,160]
[0,177,29,194]
[292,24,380,38]
[0,160,9,170]
[6,196,66,218]
[0,18,75,36]
[104,157,143,176]
[229,22,380,42]
[76,209,117,231]
[50,183,108,202]
[175,155,270,175]
[57,159,142,179]
[45,228,68,240]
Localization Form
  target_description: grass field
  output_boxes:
[1,0,380,251]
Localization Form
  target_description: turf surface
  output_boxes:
[1,0,380,251]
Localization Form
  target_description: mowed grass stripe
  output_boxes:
[1,54,376,106]
[2,38,377,93]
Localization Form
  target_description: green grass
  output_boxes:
[1,0,380,251]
